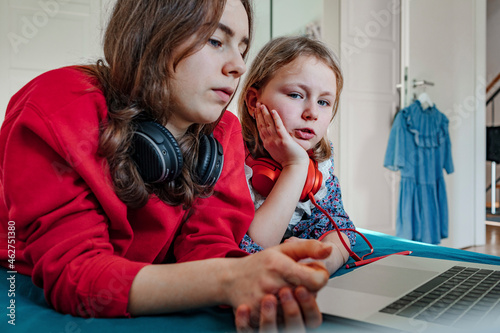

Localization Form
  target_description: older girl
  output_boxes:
[0,1,330,330]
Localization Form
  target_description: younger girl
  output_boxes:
[239,36,356,274]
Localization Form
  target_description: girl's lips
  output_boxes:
[294,129,315,140]
[213,88,233,104]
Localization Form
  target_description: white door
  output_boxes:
[336,0,401,235]
[0,0,114,123]
[402,0,486,248]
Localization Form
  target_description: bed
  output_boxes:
[2,228,499,332]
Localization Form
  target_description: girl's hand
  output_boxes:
[255,103,308,168]
[286,234,350,275]
[234,286,322,332]
[227,239,331,330]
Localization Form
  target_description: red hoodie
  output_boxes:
[0,67,254,317]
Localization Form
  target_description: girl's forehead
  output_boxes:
[260,55,337,97]
[220,0,250,38]
[272,56,332,80]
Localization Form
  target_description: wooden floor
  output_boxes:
[462,222,500,257]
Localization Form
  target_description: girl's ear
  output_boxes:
[245,87,259,118]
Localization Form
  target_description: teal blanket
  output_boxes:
[2,229,499,332]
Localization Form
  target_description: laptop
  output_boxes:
[317,255,500,332]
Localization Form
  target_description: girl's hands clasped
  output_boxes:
[229,239,332,332]
[235,287,322,333]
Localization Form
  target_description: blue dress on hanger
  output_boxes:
[384,100,454,244]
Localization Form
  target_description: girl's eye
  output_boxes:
[288,93,302,99]
[318,100,331,107]
[209,38,222,48]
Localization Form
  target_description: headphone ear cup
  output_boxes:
[300,159,323,202]
[249,158,282,197]
[131,121,183,183]
[196,134,224,186]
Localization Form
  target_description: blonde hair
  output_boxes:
[239,35,343,162]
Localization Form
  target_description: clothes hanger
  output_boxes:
[413,79,435,109]
[417,91,433,109]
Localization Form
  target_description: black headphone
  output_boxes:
[131,120,224,186]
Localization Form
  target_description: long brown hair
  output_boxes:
[81,0,253,209]
[239,36,343,162]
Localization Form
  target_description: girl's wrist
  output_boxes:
[321,240,347,274]
[217,258,239,306]
[280,157,309,170]
[280,161,310,182]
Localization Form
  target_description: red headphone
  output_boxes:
[245,152,323,202]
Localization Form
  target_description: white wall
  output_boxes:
[0,0,114,123]
[228,0,325,114]
[272,0,324,37]
[227,0,271,115]
[334,0,401,235]
[486,0,500,209]
[403,0,486,249]
[487,0,500,84]
[323,0,341,154]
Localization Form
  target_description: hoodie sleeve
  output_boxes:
[0,69,147,317]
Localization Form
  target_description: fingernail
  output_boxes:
[314,271,328,285]
[263,299,275,312]
[240,307,250,318]
[296,287,309,301]
[280,288,292,302]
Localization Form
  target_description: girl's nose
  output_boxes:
[302,102,319,120]
[223,51,246,78]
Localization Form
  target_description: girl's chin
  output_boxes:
[295,141,312,152]
[199,111,225,124]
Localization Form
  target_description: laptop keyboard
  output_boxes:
[379,265,500,327]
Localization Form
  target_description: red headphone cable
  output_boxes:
[345,251,413,269]
[308,193,411,269]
